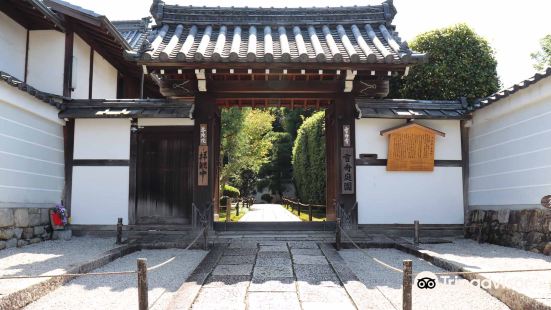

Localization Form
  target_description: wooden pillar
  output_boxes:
[63,119,74,217]
[63,27,74,98]
[461,120,470,226]
[193,94,221,224]
[326,95,357,223]
[128,119,138,225]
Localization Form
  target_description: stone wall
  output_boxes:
[0,208,51,250]
[466,209,551,255]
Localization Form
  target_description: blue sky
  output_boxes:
[68,0,551,88]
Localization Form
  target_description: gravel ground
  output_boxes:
[421,238,551,306]
[0,237,115,297]
[239,204,300,222]
[340,248,509,310]
[25,249,207,310]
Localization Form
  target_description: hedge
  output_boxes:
[291,111,326,205]
[223,184,240,198]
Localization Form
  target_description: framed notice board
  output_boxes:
[381,122,445,172]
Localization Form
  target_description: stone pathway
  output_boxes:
[238,204,301,222]
[190,241,356,309]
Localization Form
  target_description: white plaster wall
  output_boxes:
[73,119,130,159]
[0,83,64,206]
[469,77,551,208]
[71,35,91,99]
[355,118,461,160]
[71,166,129,224]
[27,30,65,96]
[138,118,194,126]
[0,12,26,80]
[357,166,464,224]
[92,51,118,99]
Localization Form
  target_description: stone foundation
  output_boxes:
[0,208,54,250]
[466,209,551,254]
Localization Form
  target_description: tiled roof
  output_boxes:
[58,99,194,119]
[112,18,151,51]
[121,0,425,64]
[0,71,63,108]
[356,98,469,119]
[474,67,551,109]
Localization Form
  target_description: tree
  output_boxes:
[220,108,275,190]
[531,34,551,71]
[397,23,500,101]
[292,111,326,204]
[258,132,293,196]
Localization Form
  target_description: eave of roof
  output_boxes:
[0,71,64,108]
[0,0,65,31]
[474,67,551,110]
[355,98,470,120]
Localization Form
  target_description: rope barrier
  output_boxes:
[338,223,403,273]
[337,221,551,277]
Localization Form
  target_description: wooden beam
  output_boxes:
[207,80,342,94]
[24,29,29,83]
[88,48,94,99]
[63,27,74,97]
[63,119,74,218]
[128,119,138,225]
[461,120,470,226]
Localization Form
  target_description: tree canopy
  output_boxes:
[292,111,326,204]
[531,34,551,71]
[220,108,274,189]
[396,23,500,101]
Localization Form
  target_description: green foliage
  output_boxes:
[531,34,551,71]
[220,108,275,188]
[292,111,326,205]
[237,169,257,197]
[261,193,273,203]
[223,184,240,198]
[398,23,500,101]
[258,132,293,195]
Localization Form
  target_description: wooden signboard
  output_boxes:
[198,145,208,186]
[341,147,355,194]
[381,122,445,172]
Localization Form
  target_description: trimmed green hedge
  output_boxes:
[291,111,326,205]
[223,184,240,198]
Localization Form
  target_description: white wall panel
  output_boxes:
[27,30,65,95]
[0,12,26,80]
[0,85,64,205]
[73,119,130,159]
[71,166,129,224]
[469,77,551,207]
[92,51,117,99]
[355,118,461,160]
[71,35,91,99]
[357,166,464,224]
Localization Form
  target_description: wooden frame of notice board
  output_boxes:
[380,122,445,172]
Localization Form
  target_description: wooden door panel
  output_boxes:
[136,127,192,224]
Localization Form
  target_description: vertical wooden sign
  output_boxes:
[341,147,355,194]
[343,125,351,147]
[198,124,208,186]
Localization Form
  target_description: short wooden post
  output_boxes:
[203,222,208,250]
[236,200,240,216]
[413,220,420,246]
[402,260,412,310]
[116,218,123,245]
[226,198,231,222]
[308,205,312,222]
[137,258,148,310]
[298,203,301,216]
[336,218,341,251]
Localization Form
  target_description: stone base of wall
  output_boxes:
[0,208,59,250]
[466,209,551,255]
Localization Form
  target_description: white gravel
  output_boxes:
[24,249,207,310]
[340,248,509,310]
[0,237,115,297]
[421,237,551,306]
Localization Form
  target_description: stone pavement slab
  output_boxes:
[203,275,251,288]
[259,245,288,252]
[218,254,256,265]
[223,248,258,256]
[297,285,353,304]
[249,277,296,292]
[292,254,329,265]
[253,265,294,279]
[257,251,291,259]
[247,292,301,310]
[255,257,292,266]
[291,248,323,256]
[212,264,254,276]
[229,241,258,249]
[288,241,319,249]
